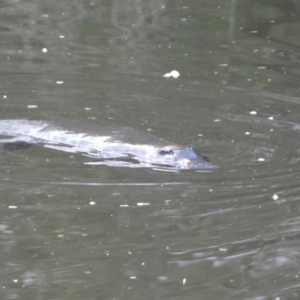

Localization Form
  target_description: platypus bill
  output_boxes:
[0,120,218,171]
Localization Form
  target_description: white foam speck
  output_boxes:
[137,202,150,206]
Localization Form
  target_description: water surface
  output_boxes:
[1,0,300,299]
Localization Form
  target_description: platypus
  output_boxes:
[0,119,217,170]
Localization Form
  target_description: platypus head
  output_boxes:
[155,146,218,170]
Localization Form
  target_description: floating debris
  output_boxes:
[163,70,180,78]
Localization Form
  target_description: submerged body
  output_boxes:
[0,120,217,170]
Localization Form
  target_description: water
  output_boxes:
[1,0,300,299]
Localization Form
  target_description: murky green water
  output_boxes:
[1,0,300,299]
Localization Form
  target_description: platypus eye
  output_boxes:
[159,149,174,155]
